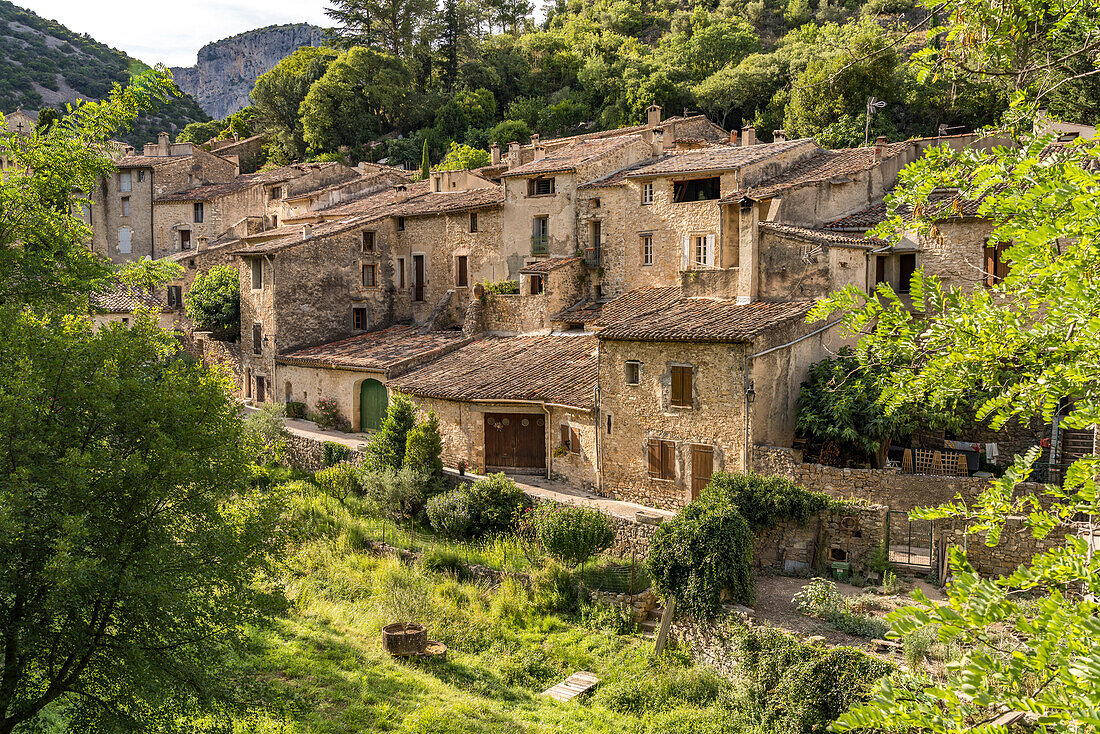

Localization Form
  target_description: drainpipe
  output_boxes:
[742,319,844,472]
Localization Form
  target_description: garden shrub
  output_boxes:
[361,466,431,523]
[902,624,938,669]
[480,279,519,295]
[528,561,582,615]
[367,392,418,471]
[242,402,289,465]
[793,578,890,638]
[314,397,350,432]
[464,473,527,537]
[498,648,564,690]
[702,472,830,531]
[647,494,755,617]
[284,400,307,419]
[321,440,351,467]
[426,489,473,540]
[404,410,444,484]
[314,462,360,502]
[421,547,469,578]
[578,600,637,635]
[534,504,616,568]
[183,265,240,340]
[595,659,727,716]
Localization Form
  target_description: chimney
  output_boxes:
[507,141,521,168]
[729,130,739,146]
[394,183,408,203]
[741,126,755,147]
[651,126,664,157]
[531,134,545,161]
[157,131,169,153]
[302,224,313,239]
[874,135,888,162]
[233,132,240,142]
[647,104,662,129]
[490,143,500,165]
[773,129,786,142]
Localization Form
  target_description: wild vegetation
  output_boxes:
[0,1,209,146]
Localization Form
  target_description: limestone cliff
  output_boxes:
[171,24,325,120]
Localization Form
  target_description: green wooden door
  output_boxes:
[360,379,387,432]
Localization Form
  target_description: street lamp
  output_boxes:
[865,96,887,147]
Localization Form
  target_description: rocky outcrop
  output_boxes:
[170,24,325,120]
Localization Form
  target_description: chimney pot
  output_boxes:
[394,183,408,203]
[874,135,888,161]
[507,141,521,169]
[647,104,662,129]
[741,126,755,147]
[729,130,739,146]
[490,143,500,165]
[773,129,786,142]
[302,224,312,239]
[651,126,665,157]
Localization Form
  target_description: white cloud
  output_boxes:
[17,0,332,67]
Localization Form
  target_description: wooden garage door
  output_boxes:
[485,413,545,471]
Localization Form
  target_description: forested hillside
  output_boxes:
[236,0,1099,168]
[0,0,209,146]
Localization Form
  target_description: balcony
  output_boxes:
[585,244,601,267]
[531,235,549,256]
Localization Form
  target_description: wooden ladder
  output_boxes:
[542,671,599,702]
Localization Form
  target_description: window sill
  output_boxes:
[648,476,675,482]
[526,193,556,198]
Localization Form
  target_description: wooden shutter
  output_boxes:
[648,439,660,477]
[682,366,693,407]
[570,427,580,454]
[561,425,571,449]
[705,234,716,268]
[661,440,675,480]
[984,245,996,287]
[691,444,713,499]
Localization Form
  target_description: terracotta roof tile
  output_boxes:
[619,138,816,180]
[822,190,985,231]
[727,143,911,201]
[390,334,597,409]
[313,180,430,220]
[276,325,469,374]
[597,298,815,342]
[92,281,166,313]
[759,222,880,248]
[393,185,504,216]
[553,300,606,324]
[501,135,643,178]
[519,256,584,274]
[594,286,682,326]
[155,162,347,202]
[231,217,372,255]
[116,154,190,168]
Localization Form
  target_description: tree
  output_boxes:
[419,137,431,179]
[299,47,415,156]
[0,311,277,734]
[184,265,240,340]
[251,46,340,162]
[243,402,291,465]
[488,119,532,147]
[33,107,58,134]
[176,118,223,144]
[324,0,438,57]
[367,392,419,472]
[534,504,615,568]
[434,141,490,170]
[693,53,784,129]
[404,410,444,484]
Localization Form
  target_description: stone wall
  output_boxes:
[753,504,888,574]
[481,293,549,334]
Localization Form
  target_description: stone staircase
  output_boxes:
[639,605,664,638]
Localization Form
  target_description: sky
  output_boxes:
[18,0,333,67]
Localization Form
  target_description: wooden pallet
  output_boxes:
[542,671,599,702]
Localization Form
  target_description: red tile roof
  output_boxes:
[92,281,166,313]
[727,143,911,201]
[390,334,598,409]
[519,256,584,274]
[821,189,985,231]
[393,185,504,217]
[155,162,348,202]
[501,135,644,178]
[276,325,470,374]
[621,139,815,179]
[596,298,815,342]
[552,299,606,324]
[759,222,879,248]
[116,154,190,168]
[594,286,682,326]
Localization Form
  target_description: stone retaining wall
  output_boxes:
[753,504,888,574]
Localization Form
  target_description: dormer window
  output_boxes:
[527,177,555,196]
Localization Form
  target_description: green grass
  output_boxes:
[205,485,730,733]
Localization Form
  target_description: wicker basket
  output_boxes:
[382,623,428,656]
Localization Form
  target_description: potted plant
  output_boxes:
[457,459,467,476]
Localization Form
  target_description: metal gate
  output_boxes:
[887,510,933,569]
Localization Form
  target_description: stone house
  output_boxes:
[89,134,238,263]
[89,280,182,331]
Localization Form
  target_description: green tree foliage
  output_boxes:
[0,310,278,734]
[404,410,445,484]
[252,46,340,162]
[425,488,473,539]
[361,466,431,523]
[314,461,362,502]
[183,265,241,340]
[243,402,291,465]
[325,0,439,56]
[796,347,916,466]
[176,118,224,144]
[427,473,526,538]
[420,136,431,178]
[367,391,419,471]
[534,504,616,568]
[435,140,491,170]
[704,472,831,531]
[488,119,532,146]
[300,47,415,157]
[647,486,755,616]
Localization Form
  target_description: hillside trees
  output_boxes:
[252,46,340,162]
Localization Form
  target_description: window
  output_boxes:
[187,174,193,185]
[529,274,544,295]
[362,263,377,287]
[397,257,406,288]
[396,216,405,231]
[118,227,131,254]
[984,241,1010,287]
[180,229,191,251]
[527,177,555,196]
[353,307,367,330]
[255,375,265,403]
[271,186,282,200]
[641,234,653,266]
[166,285,182,308]
[469,212,478,232]
[671,365,693,408]
[362,230,375,252]
[606,414,612,435]
[285,381,292,402]
[560,425,580,454]
[119,171,132,192]
[875,255,886,284]
[531,216,549,255]
[692,235,711,268]
[251,259,263,290]
[137,170,145,183]
[673,176,720,202]
[193,202,204,223]
[588,220,601,265]
[648,439,675,480]
[899,253,917,294]
[593,197,601,208]
[625,361,641,385]
[120,197,130,217]
[271,214,278,228]
[80,204,91,222]
[121,317,129,326]
[641,182,654,205]
[252,323,263,355]
[456,255,468,287]
[434,177,442,192]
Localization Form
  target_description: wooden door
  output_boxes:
[899,253,916,293]
[413,254,426,302]
[690,444,713,500]
[485,413,545,470]
[875,255,886,284]
[360,379,388,432]
[255,375,265,403]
